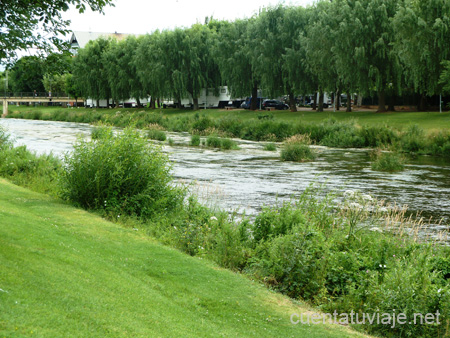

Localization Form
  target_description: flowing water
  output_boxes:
[2,118,449,238]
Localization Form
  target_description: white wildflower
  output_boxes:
[210,216,218,221]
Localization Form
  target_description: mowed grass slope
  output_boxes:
[0,179,367,338]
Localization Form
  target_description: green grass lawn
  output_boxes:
[0,179,368,338]
[6,104,450,132]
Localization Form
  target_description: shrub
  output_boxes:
[263,143,277,151]
[60,126,184,219]
[147,129,167,141]
[190,134,201,146]
[371,150,405,172]
[220,138,237,150]
[206,135,222,148]
[400,124,426,153]
[281,135,316,162]
[0,143,62,195]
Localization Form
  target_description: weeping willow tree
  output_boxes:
[248,5,309,111]
[102,36,144,107]
[214,19,261,110]
[134,32,170,108]
[393,0,450,110]
[72,37,111,107]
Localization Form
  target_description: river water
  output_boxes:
[1,118,449,237]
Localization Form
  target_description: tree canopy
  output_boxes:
[0,0,114,64]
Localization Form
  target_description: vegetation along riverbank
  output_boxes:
[0,124,449,337]
[5,106,450,159]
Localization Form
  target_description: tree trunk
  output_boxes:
[176,96,182,109]
[114,100,119,108]
[346,92,352,112]
[387,94,395,112]
[335,89,341,111]
[418,94,427,112]
[150,97,155,109]
[318,91,324,112]
[157,98,161,109]
[312,92,317,110]
[193,97,199,110]
[250,82,258,111]
[136,98,141,108]
[106,98,110,108]
[377,90,386,112]
[288,92,296,112]
[96,99,100,108]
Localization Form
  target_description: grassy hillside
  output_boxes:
[0,179,367,338]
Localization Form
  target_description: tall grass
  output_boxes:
[371,149,405,172]
[281,134,316,162]
[7,108,450,158]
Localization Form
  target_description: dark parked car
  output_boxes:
[262,99,289,110]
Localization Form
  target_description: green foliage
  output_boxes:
[281,135,316,162]
[9,56,45,93]
[190,134,201,146]
[371,150,405,172]
[0,0,113,63]
[206,135,222,148]
[400,124,426,153]
[147,129,167,141]
[0,141,61,195]
[72,38,112,102]
[263,143,277,151]
[60,126,183,218]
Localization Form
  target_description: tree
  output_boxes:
[282,6,314,111]
[9,56,45,93]
[393,0,450,110]
[303,2,338,112]
[65,73,83,104]
[43,74,66,94]
[72,38,111,107]
[248,6,311,112]
[215,19,261,110]
[332,0,401,112]
[0,0,113,64]
[134,31,170,108]
[104,37,144,107]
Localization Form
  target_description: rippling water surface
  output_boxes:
[2,118,449,237]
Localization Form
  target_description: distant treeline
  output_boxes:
[6,1,450,112]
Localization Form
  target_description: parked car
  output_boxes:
[262,99,289,110]
[240,97,266,109]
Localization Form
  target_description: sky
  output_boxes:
[62,0,315,35]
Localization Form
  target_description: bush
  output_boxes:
[147,129,167,141]
[220,138,237,150]
[281,135,316,162]
[400,124,426,153]
[0,143,62,195]
[60,126,184,218]
[371,150,405,172]
[190,134,201,146]
[263,143,277,151]
[206,135,222,148]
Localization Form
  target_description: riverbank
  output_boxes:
[0,178,367,338]
[4,105,450,158]
[0,125,449,337]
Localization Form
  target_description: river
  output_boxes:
[1,118,449,238]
